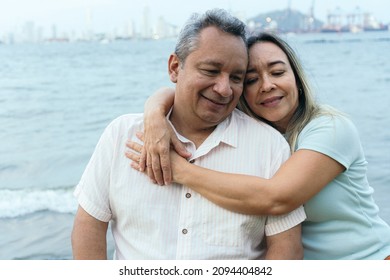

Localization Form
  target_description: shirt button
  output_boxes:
[189,159,195,164]
[185,193,191,198]
[182,229,188,234]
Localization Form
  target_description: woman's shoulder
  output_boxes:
[297,107,363,167]
[305,106,356,133]
[298,105,361,148]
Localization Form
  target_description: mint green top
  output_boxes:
[296,114,390,259]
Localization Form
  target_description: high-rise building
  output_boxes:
[142,6,152,39]
[22,21,35,43]
[85,8,94,40]
[124,20,136,38]
[155,16,167,39]
[51,24,57,40]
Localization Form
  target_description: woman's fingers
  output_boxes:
[125,149,142,171]
[138,147,147,172]
[150,142,171,186]
[136,131,145,141]
[149,152,163,185]
[126,140,143,153]
[126,138,163,185]
[171,136,191,159]
[127,131,177,186]
[160,152,172,185]
[125,140,148,173]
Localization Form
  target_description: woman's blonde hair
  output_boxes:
[238,32,333,152]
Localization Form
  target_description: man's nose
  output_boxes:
[213,75,233,97]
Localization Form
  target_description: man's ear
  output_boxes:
[168,54,180,83]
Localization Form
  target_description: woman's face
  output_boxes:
[244,41,299,133]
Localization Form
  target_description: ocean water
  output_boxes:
[0,32,389,259]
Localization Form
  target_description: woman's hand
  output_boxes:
[131,86,191,185]
[139,118,190,185]
[126,133,189,185]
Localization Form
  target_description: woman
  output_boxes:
[126,33,390,260]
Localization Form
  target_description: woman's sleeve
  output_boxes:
[296,115,362,170]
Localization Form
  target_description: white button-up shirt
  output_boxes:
[74,109,306,259]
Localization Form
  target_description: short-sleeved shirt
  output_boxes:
[74,109,306,259]
[297,114,390,259]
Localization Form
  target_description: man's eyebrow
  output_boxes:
[198,60,246,75]
[197,60,223,68]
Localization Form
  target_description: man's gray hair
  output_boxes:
[174,8,247,64]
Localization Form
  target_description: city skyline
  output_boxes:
[1,0,389,43]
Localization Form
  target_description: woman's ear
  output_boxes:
[168,54,180,83]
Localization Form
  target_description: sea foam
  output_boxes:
[0,187,78,218]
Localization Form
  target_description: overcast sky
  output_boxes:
[1,0,389,34]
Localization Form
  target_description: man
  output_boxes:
[72,9,305,259]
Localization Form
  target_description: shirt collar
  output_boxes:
[166,107,239,149]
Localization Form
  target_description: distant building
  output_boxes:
[247,7,388,34]
[247,9,324,33]
[322,7,388,33]
[22,21,36,42]
[142,6,152,39]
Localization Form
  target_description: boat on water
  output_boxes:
[363,24,389,32]
[321,24,389,33]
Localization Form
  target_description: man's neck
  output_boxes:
[169,112,216,148]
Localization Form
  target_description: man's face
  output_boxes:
[169,26,248,130]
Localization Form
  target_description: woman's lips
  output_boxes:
[261,96,283,107]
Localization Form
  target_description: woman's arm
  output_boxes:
[140,87,190,185]
[172,149,345,215]
[127,139,345,215]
